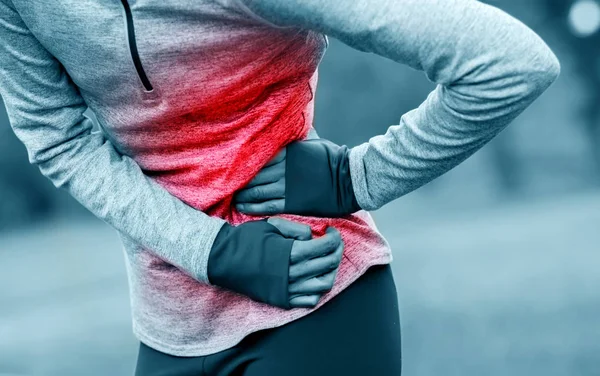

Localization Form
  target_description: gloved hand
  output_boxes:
[207,217,344,310]
[233,138,361,217]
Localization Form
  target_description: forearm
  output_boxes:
[347,0,561,209]
[37,121,227,283]
[347,76,553,210]
[343,0,561,210]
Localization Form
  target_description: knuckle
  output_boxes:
[292,248,307,263]
[289,261,303,276]
[334,232,343,244]
[276,179,285,192]
[301,223,311,233]
[290,258,303,272]
[325,237,337,250]
[267,201,278,213]
[329,257,339,270]
[320,279,332,291]
[251,187,262,199]
[289,242,298,256]
[287,266,296,280]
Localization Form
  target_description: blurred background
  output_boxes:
[1,0,599,375]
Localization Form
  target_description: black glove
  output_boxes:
[207,218,294,309]
[284,138,361,217]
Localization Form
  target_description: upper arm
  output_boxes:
[238,0,560,89]
[0,0,95,168]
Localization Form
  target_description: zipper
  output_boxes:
[119,0,154,92]
[322,34,329,49]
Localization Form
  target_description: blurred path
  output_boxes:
[373,190,600,376]
[1,192,599,376]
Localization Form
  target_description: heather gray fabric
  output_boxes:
[0,0,559,356]
[0,0,228,285]
[237,0,561,211]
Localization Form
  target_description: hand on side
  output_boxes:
[233,138,361,218]
[207,217,344,309]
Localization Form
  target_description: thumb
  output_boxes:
[266,217,313,240]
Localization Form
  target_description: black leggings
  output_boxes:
[135,264,402,376]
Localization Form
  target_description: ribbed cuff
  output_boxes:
[191,217,228,285]
[348,142,380,211]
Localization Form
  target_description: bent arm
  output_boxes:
[0,0,226,283]
[236,0,561,210]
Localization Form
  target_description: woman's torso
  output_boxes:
[14,0,392,356]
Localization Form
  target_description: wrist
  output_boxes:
[206,221,234,285]
[285,139,363,217]
[206,220,293,309]
[347,142,379,211]
[186,216,228,285]
[340,145,362,213]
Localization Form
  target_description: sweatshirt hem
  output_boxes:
[132,253,392,357]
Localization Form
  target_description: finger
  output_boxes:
[289,227,342,264]
[289,238,344,282]
[264,148,286,167]
[235,199,285,216]
[234,180,285,203]
[288,266,338,295]
[244,162,285,188]
[288,294,321,309]
[266,217,312,241]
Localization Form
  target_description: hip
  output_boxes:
[135,263,402,376]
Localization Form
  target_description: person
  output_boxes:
[0,0,560,375]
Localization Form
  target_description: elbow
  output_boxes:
[31,146,74,190]
[493,6,561,97]
[485,18,562,104]
[516,34,561,98]
[492,42,561,111]
[546,50,561,84]
[501,46,561,121]
[449,43,561,126]
[29,135,90,190]
[529,45,561,94]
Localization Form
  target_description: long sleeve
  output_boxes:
[237,0,561,210]
[0,0,226,283]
